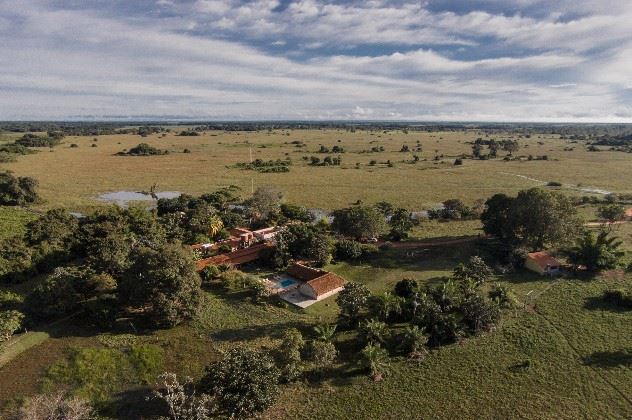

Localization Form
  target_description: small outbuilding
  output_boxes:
[525,251,562,276]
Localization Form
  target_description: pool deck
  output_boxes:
[279,287,343,308]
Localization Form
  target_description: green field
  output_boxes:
[2,128,631,212]
[1,128,632,418]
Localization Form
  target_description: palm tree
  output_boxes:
[400,325,427,355]
[313,323,337,342]
[360,319,389,344]
[208,215,224,239]
[567,230,625,271]
[361,342,390,381]
[368,292,402,322]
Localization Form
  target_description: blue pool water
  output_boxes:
[273,276,298,289]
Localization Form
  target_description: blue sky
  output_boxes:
[0,0,631,121]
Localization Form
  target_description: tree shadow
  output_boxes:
[104,386,163,419]
[583,350,632,368]
[584,296,632,312]
[347,242,479,272]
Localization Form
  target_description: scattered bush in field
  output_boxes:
[117,143,168,156]
[15,133,62,148]
[275,328,305,382]
[394,278,419,299]
[307,340,337,371]
[454,158,463,165]
[547,181,562,187]
[236,158,291,173]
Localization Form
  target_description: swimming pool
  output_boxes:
[272,275,298,289]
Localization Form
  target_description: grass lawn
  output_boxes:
[0,207,37,240]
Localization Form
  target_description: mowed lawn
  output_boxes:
[2,128,632,212]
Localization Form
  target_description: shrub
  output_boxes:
[603,289,632,308]
[394,278,419,299]
[360,343,390,381]
[8,392,95,420]
[0,172,40,206]
[307,340,337,371]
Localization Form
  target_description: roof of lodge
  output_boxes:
[287,263,346,297]
[305,272,346,297]
[196,242,272,271]
[526,251,561,269]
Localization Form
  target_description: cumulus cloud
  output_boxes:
[0,0,629,121]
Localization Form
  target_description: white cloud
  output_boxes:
[0,0,630,121]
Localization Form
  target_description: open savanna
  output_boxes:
[2,128,632,212]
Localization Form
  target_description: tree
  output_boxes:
[334,239,364,260]
[26,208,79,271]
[331,206,386,239]
[152,373,216,420]
[598,204,625,223]
[313,323,337,342]
[460,292,500,333]
[0,237,33,283]
[199,349,280,419]
[271,223,333,268]
[247,186,283,221]
[0,310,24,342]
[360,343,390,381]
[388,208,415,240]
[207,214,224,239]
[276,328,305,382]
[359,319,389,344]
[0,171,40,206]
[482,188,581,250]
[394,278,419,299]
[367,292,402,322]
[25,267,86,318]
[119,243,201,328]
[336,282,371,324]
[399,325,427,355]
[7,392,95,420]
[453,256,493,287]
[566,230,625,271]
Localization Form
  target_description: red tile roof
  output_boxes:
[196,243,272,271]
[526,251,561,269]
[305,272,346,297]
[286,263,326,281]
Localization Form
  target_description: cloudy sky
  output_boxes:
[1,0,631,121]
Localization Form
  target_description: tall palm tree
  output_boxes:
[567,230,624,271]
[208,215,224,239]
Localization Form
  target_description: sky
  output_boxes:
[0,0,631,122]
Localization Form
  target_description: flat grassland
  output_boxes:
[2,128,631,211]
[2,129,632,418]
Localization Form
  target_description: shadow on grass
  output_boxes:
[583,350,632,368]
[105,386,162,419]
[346,241,479,272]
[584,296,632,312]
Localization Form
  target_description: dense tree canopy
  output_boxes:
[332,205,386,240]
[118,243,201,328]
[0,172,40,206]
[482,188,581,250]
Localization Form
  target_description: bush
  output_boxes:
[119,143,168,156]
[394,278,419,299]
[8,392,95,420]
[488,283,517,308]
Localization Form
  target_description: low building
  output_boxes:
[525,251,562,276]
[196,242,273,271]
[252,227,278,241]
[280,263,346,307]
[625,208,632,221]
